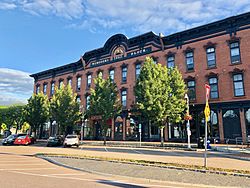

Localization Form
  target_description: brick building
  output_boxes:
[31,12,250,143]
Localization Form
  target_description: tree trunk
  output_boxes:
[15,124,18,134]
[103,135,107,146]
[103,127,107,146]
[160,127,164,147]
[39,124,43,139]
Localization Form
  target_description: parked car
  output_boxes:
[2,134,27,145]
[63,135,79,147]
[47,136,63,147]
[14,135,35,146]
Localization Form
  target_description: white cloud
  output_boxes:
[2,0,250,34]
[0,2,17,10]
[0,68,33,106]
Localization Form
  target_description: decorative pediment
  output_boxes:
[183,46,195,53]
[205,72,218,78]
[133,59,143,65]
[184,75,195,81]
[104,34,128,51]
[112,46,126,60]
[203,41,217,49]
[165,51,176,57]
[227,36,241,45]
[229,67,245,74]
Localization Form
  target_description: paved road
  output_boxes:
[31,140,250,160]
[78,146,247,159]
[0,152,220,188]
[0,143,250,171]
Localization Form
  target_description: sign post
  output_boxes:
[204,84,210,168]
[139,123,142,147]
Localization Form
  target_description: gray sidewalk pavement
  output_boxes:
[79,140,250,154]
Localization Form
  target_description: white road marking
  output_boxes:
[50,173,87,176]
[7,170,225,188]
[7,170,183,188]
[0,161,35,163]
[0,164,45,166]
[0,167,57,171]
[131,148,144,154]
[104,147,109,152]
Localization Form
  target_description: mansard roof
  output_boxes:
[162,11,250,48]
[31,11,250,80]
[82,31,161,63]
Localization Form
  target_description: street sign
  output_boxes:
[139,123,142,133]
[205,84,210,100]
[204,101,210,122]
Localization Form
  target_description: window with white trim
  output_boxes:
[233,73,244,96]
[230,42,240,64]
[209,77,218,99]
[186,51,194,71]
[206,47,216,68]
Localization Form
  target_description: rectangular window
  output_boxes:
[36,86,40,94]
[59,80,63,89]
[187,80,196,100]
[135,64,141,79]
[68,78,72,87]
[186,52,194,71]
[51,82,55,96]
[230,42,240,64]
[209,77,218,99]
[206,47,216,68]
[233,74,244,96]
[86,95,90,109]
[167,56,175,68]
[87,74,91,88]
[77,77,81,91]
[122,67,127,83]
[109,69,115,82]
[43,84,47,94]
[121,90,127,107]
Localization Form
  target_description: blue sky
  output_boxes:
[1,0,250,105]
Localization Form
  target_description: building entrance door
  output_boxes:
[223,109,241,139]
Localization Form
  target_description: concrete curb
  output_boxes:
[37,154,250,178]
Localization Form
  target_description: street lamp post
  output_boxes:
[184,94,191,149]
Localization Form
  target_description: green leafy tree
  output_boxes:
[87,76,121,145]
[0,105,25,133]
[135,57,186,146]
[50,84,80,136]
[24,93,50,137]
[11,105,26,134]
[168,67,186,124]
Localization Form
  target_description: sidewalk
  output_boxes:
[80,140,250,154]
[211,144,250,154]
[80,140,197,148]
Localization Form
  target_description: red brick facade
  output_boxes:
[31,12,250,143]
